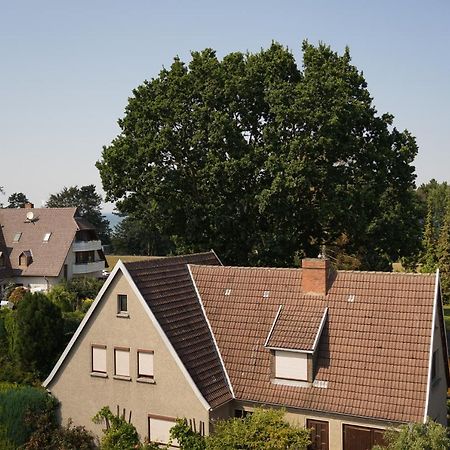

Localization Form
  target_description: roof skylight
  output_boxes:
[43,232,52,242]
[12,232,22,243]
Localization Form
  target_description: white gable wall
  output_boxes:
[46,270,210,440]
[425,287,448,426]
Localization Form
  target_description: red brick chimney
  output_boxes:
[23,202,34,209]
[301,258,331,296]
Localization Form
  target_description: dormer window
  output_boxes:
[19,250,33,267]
[43,232,52,242]
[13,232,22,243]
[275,350,308,381]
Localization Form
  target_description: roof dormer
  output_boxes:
[19,250,33,267]
[265,304,328,386]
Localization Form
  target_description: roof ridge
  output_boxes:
[124,251,216,268]
[194,265,298,271]
[193,265,436,277]
[337,269,435,276]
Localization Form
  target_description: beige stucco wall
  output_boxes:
[233,401,391,450]
[47,270,210,441]
[426,295,448,426]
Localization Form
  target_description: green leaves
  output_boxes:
[98,42,420,268]
[206,408,310,450]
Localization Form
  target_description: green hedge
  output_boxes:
[0,382,57,447]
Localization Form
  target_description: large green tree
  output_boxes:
[97,42,420,268]
[46,185,110,244]
[7,192,29,208]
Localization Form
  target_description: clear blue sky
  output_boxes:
[1,1,449,212]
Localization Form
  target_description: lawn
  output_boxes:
[105,255,165,271]
[444,305,450,335]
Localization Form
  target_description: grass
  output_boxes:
[105,255,164,271]
[444,305,450,335]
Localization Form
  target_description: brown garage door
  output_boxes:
[343,424,386,450]
[307,419,329,450]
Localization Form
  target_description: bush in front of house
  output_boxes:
[206,408,310,450]
[373,419,450,450]
[0,382,56,448]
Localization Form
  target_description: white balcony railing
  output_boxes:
[73,240,102,252]
[72,260,105,275]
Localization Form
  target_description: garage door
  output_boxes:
[343,424,385,450]
[307,419,329,450]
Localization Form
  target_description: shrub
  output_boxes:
[66,277,104,306]
[93,406,141,450]
[7,286,28,305]
[171,419,206,450]
[206,408,310,450]
[48,284,77,312]
[24,414,97,450]
[0,383,56,447]
[373,419,450,450]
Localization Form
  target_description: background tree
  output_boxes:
[14,292,64,378]
[46,184,110,244]
[111,215,173,255]
[7,192,29,208]
[417,180,450,301]
[98,42,420,269]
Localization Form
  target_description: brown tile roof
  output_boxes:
[0,207,79,277]
[266,304,327,351]
[190,265,438,423]
[125,252,233,409]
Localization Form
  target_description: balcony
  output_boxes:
[72,260,105,275]
[73,240,102,252]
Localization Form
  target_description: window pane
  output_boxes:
[118,295,127,312]
[115,349,130,376]
[92,347,106,373]
[138,351,154,377]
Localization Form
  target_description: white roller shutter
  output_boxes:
[114,349,130,377]
[149,417,178,446]
[92,346,106,373]
[138,351,154,377]
[275,350,308,381]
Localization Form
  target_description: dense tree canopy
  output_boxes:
[98,42,420,268]
[7,192,29,208]
[46,184,110,244]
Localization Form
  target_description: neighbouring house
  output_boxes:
[0,204,107,295]
[43,252,449,450]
